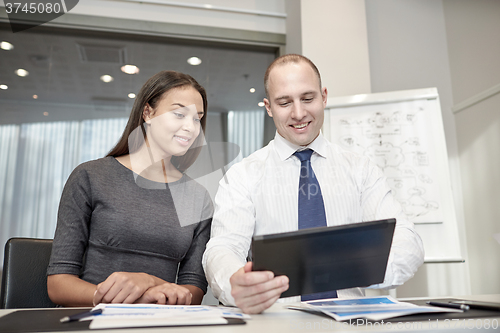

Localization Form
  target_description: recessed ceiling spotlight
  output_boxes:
[203,4,213,9]
[187,57,202,66]
[15,68,29,77]
[0,84,8,90]
[258,102,265,107]
[121,65,140,75]
[43,112,49,116]
[0,41,14,51]
[100,75,114,83]
[33,94,38,99]
[249,88,256,93]
[128,93,136,99]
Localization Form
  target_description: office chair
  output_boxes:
[0,237,57,308]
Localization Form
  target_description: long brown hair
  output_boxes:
[107,71,208,172]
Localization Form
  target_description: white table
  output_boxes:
[1,295,499,332]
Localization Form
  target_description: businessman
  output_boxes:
[202,54,424,314]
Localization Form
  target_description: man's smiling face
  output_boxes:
[264,61,327,147]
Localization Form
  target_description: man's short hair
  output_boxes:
[264,54,322,99]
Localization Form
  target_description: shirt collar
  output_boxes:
[273,131,328,161]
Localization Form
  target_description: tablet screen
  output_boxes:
[251,219,396,297]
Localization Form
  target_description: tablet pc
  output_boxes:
[251,218,396,298]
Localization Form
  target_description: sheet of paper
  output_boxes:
[90,316,227,329]
[86,304,249,329]
[289,296,462,321]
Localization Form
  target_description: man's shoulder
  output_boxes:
[247,140,275,160]
[324,139,362,159]
[320,139,381,174]
[234,141,275,166]
[224,141,276,181]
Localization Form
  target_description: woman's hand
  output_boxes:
[135,282,193,305]
[93,272,155,305]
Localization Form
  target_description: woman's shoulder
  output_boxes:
[179,174,210,196]
[68,156,119,183]
[178,174,213,207]
[178,174,214,220]
[63,157,133,198]
[71,156,113,174]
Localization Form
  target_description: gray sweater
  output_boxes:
[47,156,212,293]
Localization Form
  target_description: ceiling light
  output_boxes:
[121,65,140,75]
[187,57,202,66]
[33,94,38,99]
[0,84,8,90]
[0,41,14,51]
[258,102,265,107]
[100,75,114,83]
[203,4,213,9]
[15,68,29,77]
[43,112,49,116]
[249,88,256,93]
[128,93,136,99]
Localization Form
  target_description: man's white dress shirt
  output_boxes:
[202,132,424,306]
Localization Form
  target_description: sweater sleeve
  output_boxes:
[47,165,92,276]
[176,190,213,293]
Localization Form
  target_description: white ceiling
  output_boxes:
[0,24,276,125]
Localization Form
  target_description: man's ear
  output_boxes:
[264,98,273,117]
[321,87,328,108]
[143,104,153,124]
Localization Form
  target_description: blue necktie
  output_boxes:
[294,149,338,301]
[294,149,327,229]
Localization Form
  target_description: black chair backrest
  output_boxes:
[0,237,57,309]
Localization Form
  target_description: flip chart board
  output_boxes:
[324,88,463,262]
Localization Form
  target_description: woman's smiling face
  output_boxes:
[143,86,205,159]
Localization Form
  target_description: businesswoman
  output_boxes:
[47,71,212,307]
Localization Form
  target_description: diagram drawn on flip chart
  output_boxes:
[330,98,442,224]
[327,88,458,224]
[324,88,463,261]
